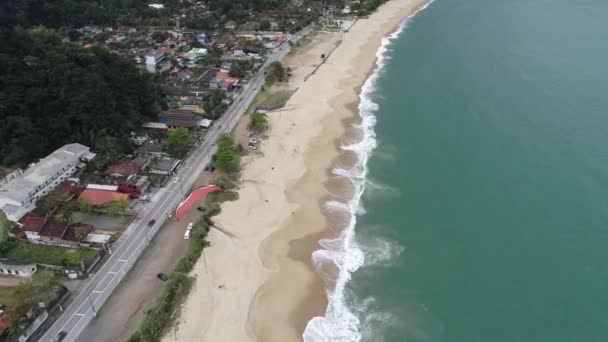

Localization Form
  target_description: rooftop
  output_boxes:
[78,189,130,206]
[0,143,93,203]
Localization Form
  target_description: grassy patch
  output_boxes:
[249,88,295,113]
[0,286,14,305]
[0,240,97,267]
[289,30,319,54]
[127,189,239,342]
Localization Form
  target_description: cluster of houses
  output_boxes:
[78,23,287,117]
[0,140,184,252]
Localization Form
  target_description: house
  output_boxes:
[131,132,149,145]
[19,215,93,247]
[148,3,165,9]
[0,143,94,222]
[225,20,237,30]
[151,157,180,175]
[142,122,169,131]
[158,110,201,129]
[144,49,167,72]
[0,260,37,278]
[103,162,141,178]
[199,119,213,129]
[244,45,262,55]
[78,189,130,206]
[118,175,150,197]
[138,140,165,157]
[233,44,245,57]
[185,47,208,64]
[197,33,209,44]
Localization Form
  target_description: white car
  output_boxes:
[186,222,194,231]
[184,230,192,240]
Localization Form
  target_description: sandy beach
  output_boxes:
[165,1,428,341]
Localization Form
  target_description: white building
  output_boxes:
[0,143,95,222]
[0,260,37,278]
[144,49,167,71]
[185,47,208,65]
[148,3,165,9]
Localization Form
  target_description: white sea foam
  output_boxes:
[303,2,435,341]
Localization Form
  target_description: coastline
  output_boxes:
[165,1,429,341]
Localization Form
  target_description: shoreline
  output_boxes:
[165,1,429,341]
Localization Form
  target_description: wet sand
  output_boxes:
[167,1,428,341]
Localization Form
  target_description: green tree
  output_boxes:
[259,19,271,31]
[74,227,90,241]
[55,200,79,223]
[216,133,234,150]
[164,128,193,158]
[151,31,170,43]
[215,149,241,172]
[265,61,287,85]
[203,89,226,116]
[7,270,60,319]
[250,111,268,132]
[102,199,129,216]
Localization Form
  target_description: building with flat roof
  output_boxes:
[0,144,95,221]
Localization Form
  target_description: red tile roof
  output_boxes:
[78,189,130,206]
[0,312,11,336]
[21,216,46,233]
[103,162,140,177]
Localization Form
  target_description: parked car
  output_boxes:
[186,222,194,231]
[184,230,192,240]
[157,273,168,281]
[197,207,206,212]
[148,219,156,227]
[53,331,67,342]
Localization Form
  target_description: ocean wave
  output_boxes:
[303,2,435,341]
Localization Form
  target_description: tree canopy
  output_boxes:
[0,26,162,166]
[164,127,194,158]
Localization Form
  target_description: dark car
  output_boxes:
[197,207,206,212]
[157,273,168,281]
[53,331,68,342]
[148,219,156,227]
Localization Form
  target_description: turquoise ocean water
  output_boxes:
[306,0,608,341]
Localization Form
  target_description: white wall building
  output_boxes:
[185,47,208,65]
[0,260,37,278]
[0,143,95,222]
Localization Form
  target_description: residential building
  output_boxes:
[103,162,141,178]
[131,132,149,145]
[225,20,237,30]
[0,260,37,278]
[19,215,93,248]
[148,4,165,9]
[0,143,95,222]
[159,110,201,128]
[185,47,208,64]
[144,49,167,70]
[151,157,180,175]
[78,189,130,206]
[118,175,150,197]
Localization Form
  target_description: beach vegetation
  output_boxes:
[215,149,241,172]
[128,186,238,342]
[250,111,269,132]
[265,61,288,86]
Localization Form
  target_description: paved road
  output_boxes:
[40,27,311,342]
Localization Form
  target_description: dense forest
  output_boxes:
[0,0,182,27]
[0,26,162,166]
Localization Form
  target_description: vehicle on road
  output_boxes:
[173,177,179,183]
[197,207,206,212]
[53,331,67,342]
[186,222,194,231]
[147,219,156,226]
[157,273,168,281]
[184,229,192,240]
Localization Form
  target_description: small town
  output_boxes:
[0,0,371,341]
